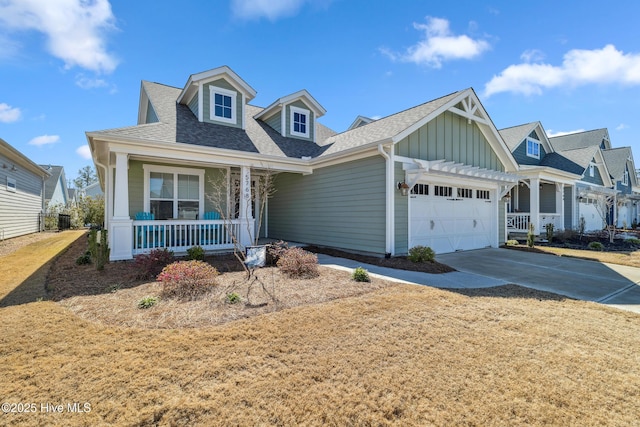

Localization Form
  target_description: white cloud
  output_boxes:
[546,129,585,138]
[231,0,311,21]
[75,74,108,89]
[0,0,118,73]
[28,134,60,146]
[76,145,92,159]
[485,44,640,97]
[381,17,491,68]
[616,123,629,131]
[0,103,21,123]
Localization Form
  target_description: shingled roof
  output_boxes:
[319,90,464,157]
[549,128,609,151]
[89,81,337,159]
[602,147,632,180]
[499,122,539,152]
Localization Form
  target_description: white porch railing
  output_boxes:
[507,213,530,232]
[540,213,563,231]
[132,219,250,255]
[507,213,563,233]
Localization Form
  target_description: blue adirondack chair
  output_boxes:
[135,212,164,248]
[200,211,221,245]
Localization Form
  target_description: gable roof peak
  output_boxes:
[254,89,326,121]
[177,65,257,105]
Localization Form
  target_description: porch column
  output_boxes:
[556,183,564,230]
[530,178,540,234]
[238,166,253,247]
[110,152,133,261]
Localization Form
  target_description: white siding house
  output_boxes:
[0,138,50,240]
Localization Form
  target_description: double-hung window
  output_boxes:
[290,106,310,138]
[209,86,236,124]
[623,170,629,186]
[526,139,540,159]
[144,165,204,220]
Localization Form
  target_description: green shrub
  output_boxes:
[157,260,219,300]
[527,222,535,248]
[76,251,92,265]
[407,245,435,263]
[226,292,241,304]
[89,229,110,271]
[545,223,554,243]
[588,241,604,251]
[276,247,319,279]
[626,238,640,245]
[137,296,159,309]
[134,248,175,280]
[506,240,519,246]
[352,267,371,282]
[187,245,205,261]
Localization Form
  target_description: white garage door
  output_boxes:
[579,201,603,231]
[410,185,495,254]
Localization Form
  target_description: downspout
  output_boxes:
[378,143,394,256]
[91,140,108,230]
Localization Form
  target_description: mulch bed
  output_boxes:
[304,245,455,274]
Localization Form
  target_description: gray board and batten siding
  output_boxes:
[269,156,387,255]
[0,153,45,239]
[394,110,504,172]
[284,100,315,142]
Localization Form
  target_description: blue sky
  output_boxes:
[3,0,640,183]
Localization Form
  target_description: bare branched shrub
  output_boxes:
[133,248,175,280]
[157,260,219,300]
[276,247,319,279]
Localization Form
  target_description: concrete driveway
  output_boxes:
[437,248,640,313]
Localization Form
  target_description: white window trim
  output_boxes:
[589,163,595,177]
[142,164,205,219]
[209,86,237,125]
[526,138,540,159]
[290,105,310,138]
[623,170,629,186]
[6,177,16,193]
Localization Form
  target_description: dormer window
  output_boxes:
[290,106,310,138]
[589,163,595,177]
[209,86,236,124]
[526,138,540,159]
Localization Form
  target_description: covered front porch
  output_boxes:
[507,175,575,235]
[100,148,307,261]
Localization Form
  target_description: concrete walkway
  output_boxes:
[318,248,640,314]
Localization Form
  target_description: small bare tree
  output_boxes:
[593,193,617,243]
[206,167,278,306]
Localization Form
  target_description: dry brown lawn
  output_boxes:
[520,244,640,268]
[1,232,639,426]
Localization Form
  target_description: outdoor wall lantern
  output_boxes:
[397,181,410,196]
[502,193,511,202]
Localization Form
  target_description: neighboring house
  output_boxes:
[83,181,104,198]
[39,165,69,208]
[499,122,582,235]
[87,65,519,261]
[549,129,616,232]
[602,147,640,228]
[0,138,50,239]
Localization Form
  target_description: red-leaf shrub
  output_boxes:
[276,247,319,279]
[157,260,219,300]
[133,248,175,279]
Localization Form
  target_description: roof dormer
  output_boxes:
[347,115,376,130]
[254,90,326,142]
[177,66,257,130]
